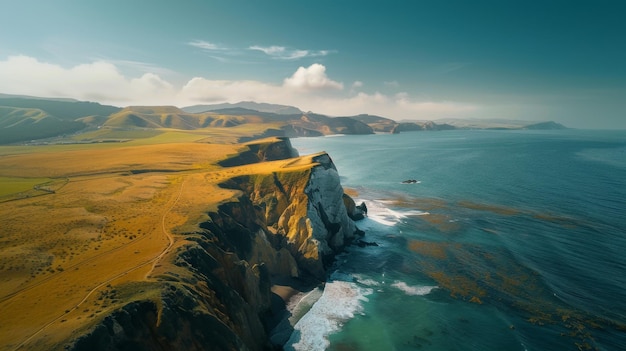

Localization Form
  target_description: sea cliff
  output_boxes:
[68,138,362,351]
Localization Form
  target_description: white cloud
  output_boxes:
[249,45,334,60]
[0,55,478,119]
[187,40,227,51]
[180,77,282,103]
[249,45,286,55]
[0,55,174,104]
[283,64,344,91]
[188,40,334,61]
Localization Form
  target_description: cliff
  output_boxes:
[67,138,361,351]
[221,152,360,279]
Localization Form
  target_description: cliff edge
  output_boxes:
[66,138,361,351]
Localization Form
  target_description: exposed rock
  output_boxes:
[343,194,367,220]
[356,240,379,247]
[223,152,360,279]
[356,202,368,216]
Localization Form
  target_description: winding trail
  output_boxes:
[12,177,186,350]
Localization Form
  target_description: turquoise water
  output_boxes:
[289,130,626,351]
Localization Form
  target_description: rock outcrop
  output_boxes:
[68,138,361,351]
[221,151,360,279]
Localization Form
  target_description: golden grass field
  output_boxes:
[0,126,317,350]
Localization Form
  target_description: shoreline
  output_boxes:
[268,276,326,347]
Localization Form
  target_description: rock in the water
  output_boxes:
[356,202,368,216]
[356,240,379,247]
[343,194,367,221]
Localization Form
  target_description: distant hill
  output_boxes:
[208,109,374,136]
[351,114,397,132]
[523,121,567,130]
[0,96,375,144]
[0,95,121,120]
[103,106,245,129]
[435,118,567,130]
[0,93,78,102]
[352,115,455,133]
[183,101,303,115]
[0,96,121,144]
[390,121,456,133]
[0,94,567,144]
[0,106,85,143]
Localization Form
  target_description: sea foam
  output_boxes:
[364,199,429,227]
[391,281,438,296]
[284,272,373,351]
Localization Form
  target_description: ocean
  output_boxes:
[286,129,626,351]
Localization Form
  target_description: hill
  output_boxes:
[351,115,456,133]
[183,101,303,115]
[0,106,86,144]
[1,94,568,145]
[104,106,246,130]
[0,95,122,144]
[0,96,376,144]
[435,118,567,130]
[350,114,397,132]
[0,95,121,121]
[523,121,567,130]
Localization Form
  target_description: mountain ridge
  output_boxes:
[0,94,568,145]
[183,101,303,115]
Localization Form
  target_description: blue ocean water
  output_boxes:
[288,130,626,351]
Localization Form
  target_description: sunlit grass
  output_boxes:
[71,128,162,141]
[0,177,52,196]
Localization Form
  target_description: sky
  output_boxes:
[1,0,625,128]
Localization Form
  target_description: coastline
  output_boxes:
[268,276,325,347]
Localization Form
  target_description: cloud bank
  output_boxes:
[0,55,477,119]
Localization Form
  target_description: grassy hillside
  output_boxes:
[0,97,121,121]
[0,106,85,144]
[0,97,121,144]
[104,106,251,130]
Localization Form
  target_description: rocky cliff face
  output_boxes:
[223,152,359,279]
[68,138,360,351]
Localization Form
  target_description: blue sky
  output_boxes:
[1,0,624,128]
